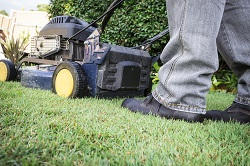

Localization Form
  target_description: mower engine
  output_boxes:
[30,16,95,61]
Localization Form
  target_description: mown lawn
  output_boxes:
[0,82,249,165]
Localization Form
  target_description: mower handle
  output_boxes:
[67,0,125,41]
[100,0,122,33]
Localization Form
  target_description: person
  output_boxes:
[122,0,250,123]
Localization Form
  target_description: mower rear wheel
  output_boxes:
[52,62,88,98]
[0,60,17,82]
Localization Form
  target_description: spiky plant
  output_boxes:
[0,33,29,65]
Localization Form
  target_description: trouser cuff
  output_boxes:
[152,90,206,115]
[235,95,250,106]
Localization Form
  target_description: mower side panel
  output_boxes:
[96,44,152,93]
[82,63,98,96]
[20,68,54,90]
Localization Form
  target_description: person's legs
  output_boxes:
[217,0,250,107]
[152,0,226,114]
[122,0,226,122]
[122,0,250,123]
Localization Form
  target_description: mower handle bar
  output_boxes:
[67,0,125,41]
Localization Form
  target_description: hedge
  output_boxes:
[49,0,169,56]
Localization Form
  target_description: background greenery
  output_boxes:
[48,0,237,93]
[0,82,249,165]
[49,0,168,55]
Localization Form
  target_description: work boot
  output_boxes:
[121,94,205,122]
[206,102,250,124]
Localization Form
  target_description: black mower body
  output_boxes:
[40,16,95,41]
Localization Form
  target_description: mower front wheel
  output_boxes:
[52,62,88,98]
[0,60,17,82]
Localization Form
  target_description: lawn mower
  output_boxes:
[0,0,169,98]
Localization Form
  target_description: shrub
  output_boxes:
[210,56,238,94]
[49,0,169,56]
[211,70,238,94]
[0,33,29,65]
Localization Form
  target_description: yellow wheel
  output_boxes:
[52,62,88,98]
[0,61,8,81]
[0,60,16,82]
[55,69,74,97]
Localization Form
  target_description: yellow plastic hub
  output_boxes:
[55,69,74,98]
[0,62,8,81]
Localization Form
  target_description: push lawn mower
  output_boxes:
[0,0,169,98]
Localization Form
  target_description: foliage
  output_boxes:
[0,33,29,65]
[211,70,238,94]
[0,82,249,165]
[0,10,8,16]
[37,4,50,12]
[152,63,160,84]
[48,0,169,56]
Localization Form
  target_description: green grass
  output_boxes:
[0,82,249,165]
